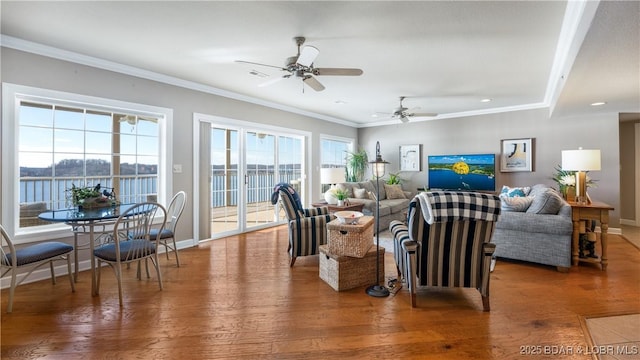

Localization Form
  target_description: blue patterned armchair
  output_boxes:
[271,183,335,267]
[390,191,501,310]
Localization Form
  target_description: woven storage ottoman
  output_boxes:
[326,216,374,257]
[319,244,384,291]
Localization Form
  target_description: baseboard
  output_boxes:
[0,238,196,289]
[620,218,639,226]
[594,226,622,235]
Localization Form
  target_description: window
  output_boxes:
[2,84,172,241]
[320,136,353,192]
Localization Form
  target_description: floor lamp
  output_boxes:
[366,141,390,298]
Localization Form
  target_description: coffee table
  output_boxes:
[311,201,364,213]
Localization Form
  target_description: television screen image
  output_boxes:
[428,154,496,191]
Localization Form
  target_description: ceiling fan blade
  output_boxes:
[313,68,363,76]
[258,75,290,87]
[296,46,319,67]
[302,75,325,91]
[235,60,285,71]
[408,112,439,117]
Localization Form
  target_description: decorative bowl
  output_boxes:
[334,211,364,225]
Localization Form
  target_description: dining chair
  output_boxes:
[147,191,186,267]
[0,224,75,313]
[93,202,167,307]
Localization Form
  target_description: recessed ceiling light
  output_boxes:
[335,100,347,105]
[590,101,607,106]
[480,98,492,103]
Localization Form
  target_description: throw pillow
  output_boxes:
[526,189,564,214]
[367,191,377,201]
[500,185,531,197]
[354,188,367,199]
[499,195,534,212]
[384,184,406,199]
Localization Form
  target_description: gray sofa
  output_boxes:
[334,180,412,232]
[491,184,573,272]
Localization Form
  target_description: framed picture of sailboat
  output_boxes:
[500,138,534,172]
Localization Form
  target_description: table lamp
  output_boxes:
[320,167,345,204]
[366,141,390,298]
[561,148,601,204]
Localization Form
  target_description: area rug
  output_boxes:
[581,313,640,359]
[375,230,394,253]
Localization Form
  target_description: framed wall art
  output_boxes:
[399,144,421,171]
[500,138,534,172]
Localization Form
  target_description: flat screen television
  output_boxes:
[427,153,496,191]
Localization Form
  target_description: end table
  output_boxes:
[567,200,614,271]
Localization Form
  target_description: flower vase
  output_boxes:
[565,186,576,202]
[337,199,344,207]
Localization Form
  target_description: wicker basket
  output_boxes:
[319,244,385,291]
[327,216,374,258]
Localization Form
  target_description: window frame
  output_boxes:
[2,83,173,244]
[319,134,354,193]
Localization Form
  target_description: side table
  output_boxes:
[567,200,614,271]
[311,201,365,213]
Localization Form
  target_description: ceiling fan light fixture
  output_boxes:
[481,98,492,103]
[236,36,362,92]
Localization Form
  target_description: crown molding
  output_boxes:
[0,35,358,128]
[545,0,600,116]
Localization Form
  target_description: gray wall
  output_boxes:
[619,116,639,223]
[1,48,357,242]
[358,108,622,227]
[0,47,625,237]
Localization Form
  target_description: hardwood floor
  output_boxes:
[2,226,639,359]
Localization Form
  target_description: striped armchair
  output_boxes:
[391,191,500,310]
[272,183,335,267]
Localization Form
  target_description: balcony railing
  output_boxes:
[19,170,301,228]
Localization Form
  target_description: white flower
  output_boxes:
[559,174,576,186]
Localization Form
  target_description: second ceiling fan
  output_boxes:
[236,36,363,92]
[376,96,438,123]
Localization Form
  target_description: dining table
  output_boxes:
[38,203,139,296]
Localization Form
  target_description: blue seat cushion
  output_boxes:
[94,240,156,262]
[4,242,73,266]
[148,228,173,239]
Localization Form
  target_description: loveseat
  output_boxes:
[491,184,573,272]
[333,180,413,232]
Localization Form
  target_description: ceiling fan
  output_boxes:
[375,96,438,123]
[235,36,363,92]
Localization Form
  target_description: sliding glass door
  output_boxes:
[195,115,306,240]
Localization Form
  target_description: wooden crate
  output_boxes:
[319,244,384,291]
[326,216,374,258]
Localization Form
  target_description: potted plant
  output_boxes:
[334,188,348,206]
[386,172,402,185]
[345,148,368,182]
[67,184,117,209]
[551,164,597,200]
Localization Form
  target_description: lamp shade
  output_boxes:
[561,149,601,171]
[320,167,345,184]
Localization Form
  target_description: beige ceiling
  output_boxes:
[1,1,638,127]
